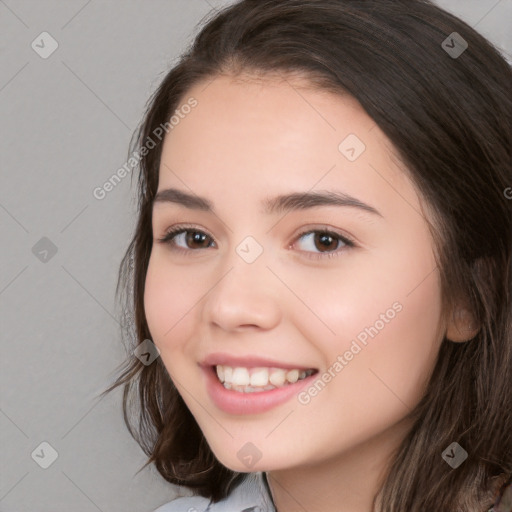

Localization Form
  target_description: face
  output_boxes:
[144,73,446,473]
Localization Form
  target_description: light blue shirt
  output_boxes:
[152,472,276,512]
[152,473,512,511]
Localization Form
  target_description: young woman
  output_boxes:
[101,1,512,510]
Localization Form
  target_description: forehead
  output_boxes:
[156,73,420,221]
[178,72,372,136]
[161,74,393,168]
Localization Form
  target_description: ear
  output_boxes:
[445,306,480,342]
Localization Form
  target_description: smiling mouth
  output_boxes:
[214,365,318,393]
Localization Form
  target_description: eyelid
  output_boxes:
[290,224,356,246]
[289,225,356,260]
[157,223,216,249]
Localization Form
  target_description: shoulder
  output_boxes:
[151,472,275,512]
[152,495,212,512]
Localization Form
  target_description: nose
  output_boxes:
[201,257,282,332]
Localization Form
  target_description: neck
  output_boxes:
[265,416,413,512]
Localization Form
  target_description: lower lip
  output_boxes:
[202,366,318,415]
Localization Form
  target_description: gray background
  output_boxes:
[0,1,510,511]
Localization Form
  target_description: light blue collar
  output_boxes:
[153,472,276,512]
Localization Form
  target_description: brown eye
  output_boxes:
[314,232,339,252]
[292,229,355,261]
[158,227,215,251]
[295,230,351,253]
[184,231,211,249]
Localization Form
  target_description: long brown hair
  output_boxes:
[100,0,512,509]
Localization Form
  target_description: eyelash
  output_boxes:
[156,224,356,261]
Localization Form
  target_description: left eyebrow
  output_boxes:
[153,188,383,218]
[263,190,383,217]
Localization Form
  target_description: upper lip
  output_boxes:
[201,352,317,371]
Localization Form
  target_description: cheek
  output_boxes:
[287,237,443,420]
[277,237,441,355]
[288,275,442,462]
[365,273,444,406]
[143,252,202,355]
[356,243,444,389]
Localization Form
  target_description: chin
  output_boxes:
[210,445,294,474]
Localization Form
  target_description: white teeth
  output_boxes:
[215,365,314,392]
[232,367,250,386]
[250,368,269,386]
[269,369,286,386]
[223,365,233,383]
[286,369,299,383]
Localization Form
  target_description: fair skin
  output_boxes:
[144,73,476,512]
